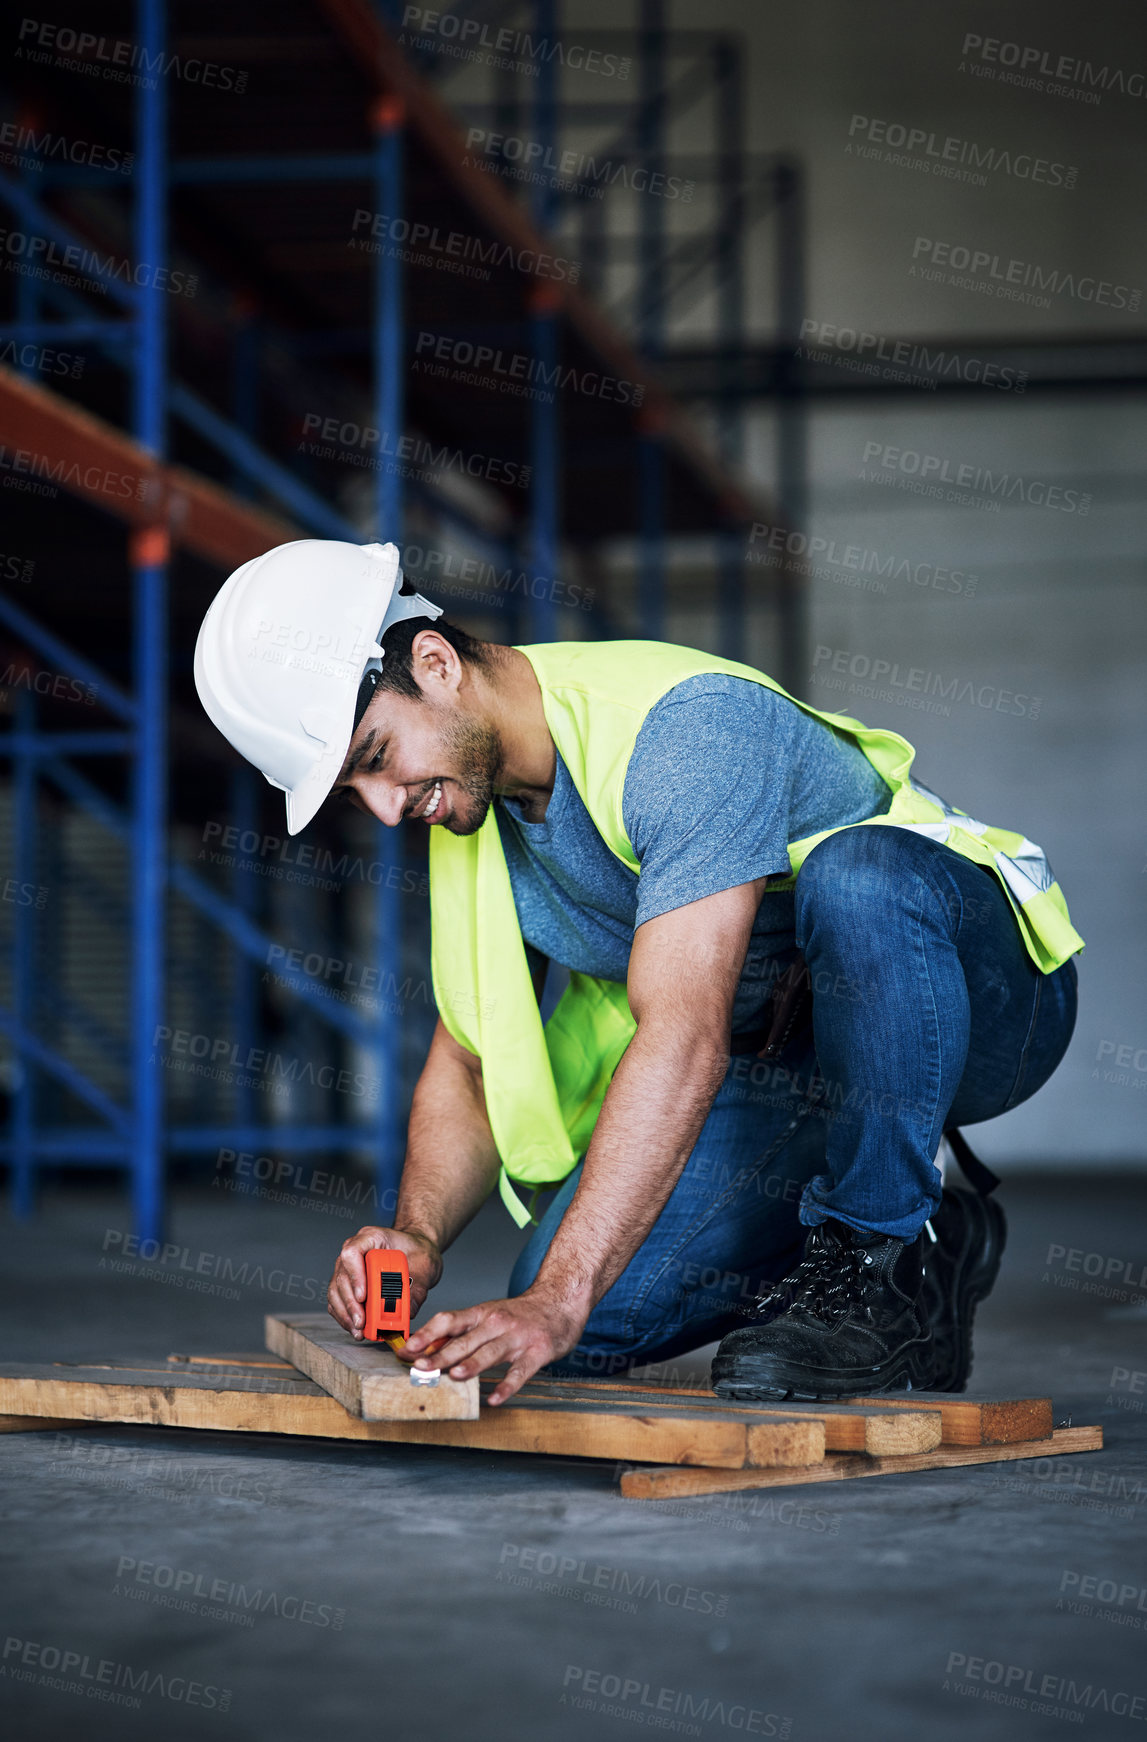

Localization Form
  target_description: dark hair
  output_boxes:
[373,615,491,702]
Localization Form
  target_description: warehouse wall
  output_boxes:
[653,0,1147,1163]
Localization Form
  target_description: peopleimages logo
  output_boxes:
[0,443,145,503]
[1045,1240,1147,1292]
[299,411,531,490]
[114,1556,346,1632]
[0,224,197,296]
[349,207,578,284]
[149,1025,380,1104]
[0,337,84,378]
[748,521,979,599]
[399,6,631,79]
[0,661,98,705]
[401,543,595,613]
[812,643,1043,721]
[561,1667,790,1735]
[859,441,1089,515]
[911,236,1141,312]
[2,1635,231,1712]
[1059,1568,1147,1624]
[959,32,1147,104]
[0,550,35,583]
[0,119,132,173]
[413,330,644,407]
[943,1650,1147,1722]
[498,1544,729,1617]
[464,128,694,201]
[846,113,1077,188]
[15,17,249,92]
[798,320,1028,393]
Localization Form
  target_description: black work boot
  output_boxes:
[920,1187,1007,1392]
[711,1219,935,1401]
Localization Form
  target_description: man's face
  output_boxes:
[332,642,502,836]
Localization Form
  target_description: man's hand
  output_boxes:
[405,1290,586,1405]
[326,1226,442,1339]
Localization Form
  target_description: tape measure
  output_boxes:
[363,1249,444,1385]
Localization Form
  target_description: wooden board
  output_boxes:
[845,1392,1053,1445]
[0,1415,78,1434]
[264,1314,478,1421]
[263,1320,947,1456]
[619,1425,1104,1499]
[0,1362,386,1440]
[533,1375,1051,1450]
[0,1361,822,1469]
[511,1379,940,1457]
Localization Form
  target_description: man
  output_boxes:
[195,538,1081,1406]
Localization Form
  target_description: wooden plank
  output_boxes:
[0,1369,389,1439]
[757,1409,938,1457]
[378,1408,820,1469]
[618,1426,1104,1499]
[514,1381,940,1457]
[465,1396,823,1468]
[847,1393,1053,1446]
[0,1365,510,1442]
[522,1374,1041,1451]
[0,1361,822,1469]
[0,1363,318,1390]
[741,1420,824,1467]
[265,1314,479,1421]
[0,1415,79,1434]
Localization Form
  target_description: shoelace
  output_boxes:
[752,1226,877,1325]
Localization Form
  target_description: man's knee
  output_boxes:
[796,826,910,925]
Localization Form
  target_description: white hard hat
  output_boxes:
[194,538,442,835]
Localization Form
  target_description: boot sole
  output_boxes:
[711,1341,935,1403]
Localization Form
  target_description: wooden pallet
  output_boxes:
[0,1356,824,1469]
[268,1313,937,1454]
[0,1315,1103,1497]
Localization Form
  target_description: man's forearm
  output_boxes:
[401,884,760,1403]
[528,1016,729,1315]
[395,1022,501,1252]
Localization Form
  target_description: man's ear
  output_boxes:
[411,629,462,695]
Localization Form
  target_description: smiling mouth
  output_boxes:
[414,780,443,822]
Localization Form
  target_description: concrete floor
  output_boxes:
[2,1175,1146,1742]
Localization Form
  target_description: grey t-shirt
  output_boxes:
[495,672,892,1032]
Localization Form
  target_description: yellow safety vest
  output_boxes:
[429,641,1083,1226]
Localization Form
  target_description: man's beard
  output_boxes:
[440,715,504,836]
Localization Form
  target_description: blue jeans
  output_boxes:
[509,826,1078,1376]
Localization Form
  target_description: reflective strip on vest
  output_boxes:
[904,779,1058,903]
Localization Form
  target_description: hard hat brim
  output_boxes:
[281,683,361,835]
